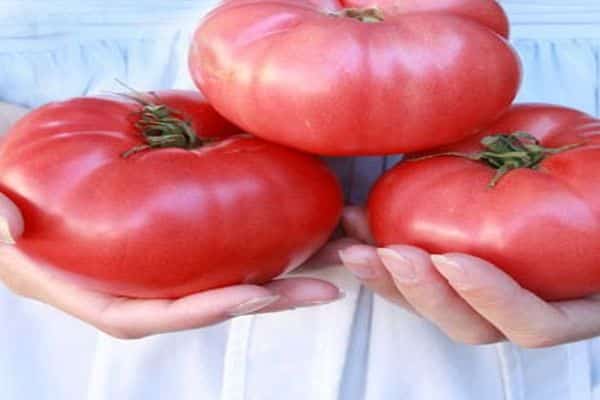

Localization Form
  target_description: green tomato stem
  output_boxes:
[330,7,384,23]
[116,89,208,158]
[413,132,585,188]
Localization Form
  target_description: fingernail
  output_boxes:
[431,255,465,284]
[299,289,346,307]
[0,218,15,244]
[339,249,378,280]
[377,248,416,283]
[228,295,280,317]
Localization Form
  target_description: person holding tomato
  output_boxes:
[1,1,600,399]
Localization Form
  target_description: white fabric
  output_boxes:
[1,1,600,399]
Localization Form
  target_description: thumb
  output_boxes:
[341,206,375,245]
[0,193,23,244]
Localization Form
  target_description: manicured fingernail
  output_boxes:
[377,248,417,283]
[431,255,465,284]
[0,218,15,244]
[339,249,378,280]
[228,295,280,317]
[300,289,346,307]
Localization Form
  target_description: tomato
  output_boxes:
[189,0,521,155]
[368,104,600,300]
[0,91,343,299]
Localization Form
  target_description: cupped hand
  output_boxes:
[0,101,349,339]
[339,206,600,348]
[0,194,348,339]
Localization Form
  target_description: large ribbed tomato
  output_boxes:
[369,104,600,301]
[189,0,521,155]
[0,91,343,298]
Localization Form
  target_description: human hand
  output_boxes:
[339,206,600,348]
[0,102,346,338]
[0,198,348,339]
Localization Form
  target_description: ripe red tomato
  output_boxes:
[0,91,343,298]
[368,104,600,301]
[189,0,521,155]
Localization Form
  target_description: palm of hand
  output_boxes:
[0,204,346,339]
[0,103,344,338]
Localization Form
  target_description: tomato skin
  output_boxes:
[368,104,600,301]
[189,0,521,155]
[0,91,343,299]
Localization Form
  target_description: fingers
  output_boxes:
[378,246,504,344]
[551,297,600,344]
[300,237,361,270]
[104,227,347,336]
[95,278,343,338]
[341,206,375,244]
[0,193,23,243]
[0,246,45,297]
[303,205,373,272]
[93,285,279,339]
[259,277,344,312]
[371,246,600,348]
[1,246,344,338]
[430,253,576,347]
[339,244,414,309]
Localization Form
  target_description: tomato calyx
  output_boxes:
[329,7,384,23]
[118,91,210,158]
[413,132,584,188]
